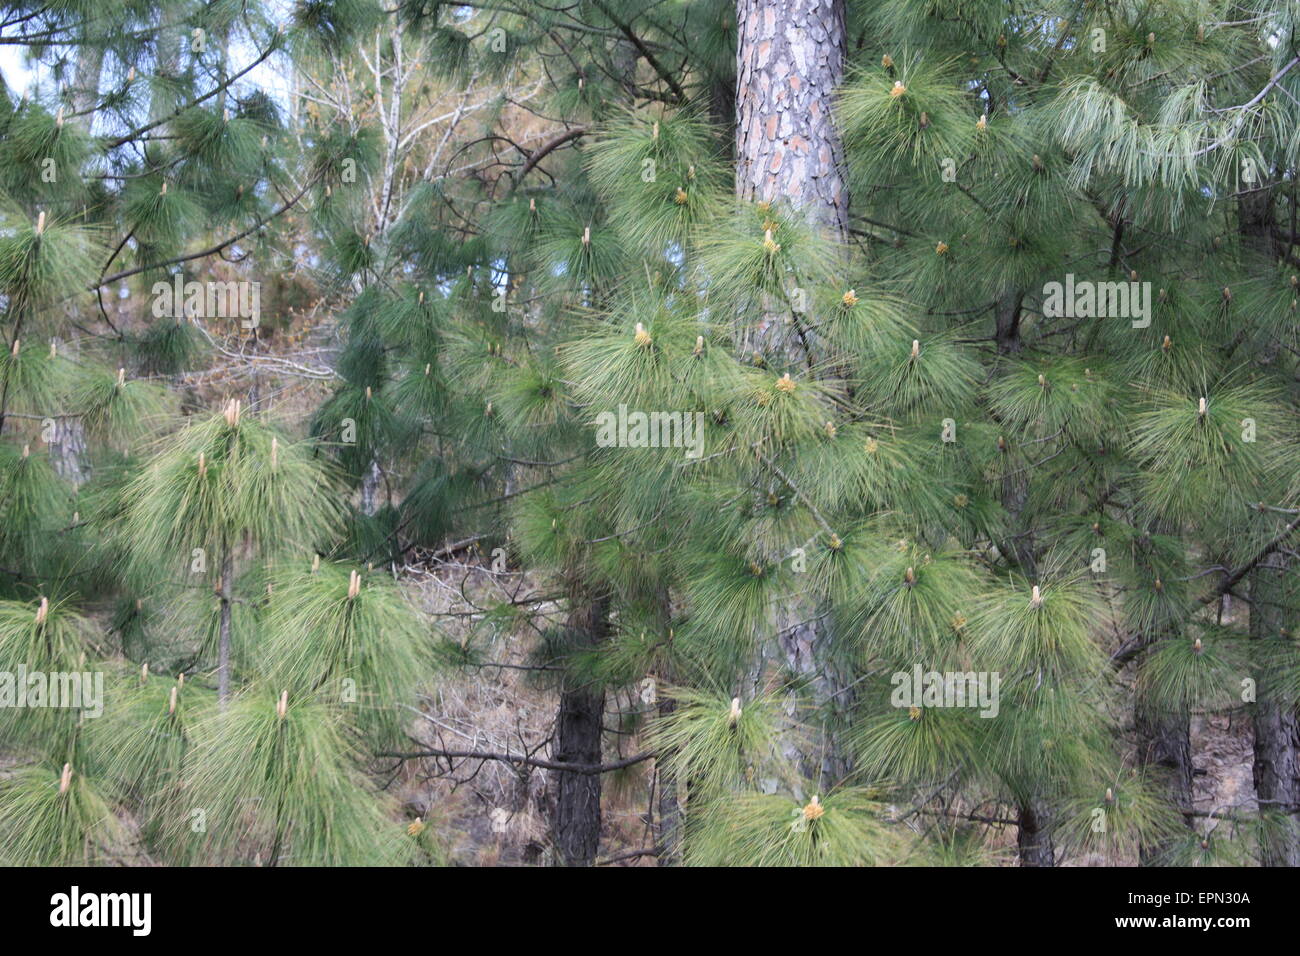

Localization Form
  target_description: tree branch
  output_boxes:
[378,748,654,775]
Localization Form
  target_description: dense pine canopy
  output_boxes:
[0,0,1297,868]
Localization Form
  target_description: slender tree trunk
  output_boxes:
[709,74,736,148]
[70,43,103,128]
[1135,689,1193,864]
[1134,522,1194,864]
[50,47,103,488]
[217,546,233,707]
[655,692,682,865]
[995,300,1056,865]
[360,459,383,516]
[150,0,187,124]
[50,417,91,487]
[213,22,233,114]
[1250,560,1300,866]
[1017,800,1055,866]
[994,287,1025,355]
[651,585,682,865]
[549,590,609,865]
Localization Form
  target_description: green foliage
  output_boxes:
[0,761,123,866]
[261,561,433,746]
[176,690,410,865]
[686,788,907,866]
[117,408,344,574]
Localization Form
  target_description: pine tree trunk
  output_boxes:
[1016,799,1055,866]
[150,1,185,123]
[70,43,103,128]
[51,46,103,488]
[734,0,853,787]
[993,288,1057,865]
[217,546,233,707]
[360,459,383,516]
[1134,520,1194,864]
[549,592,609,866]
[652,585,682,865]
[776,612,852,785]
[1134,690,1193,864]
[655,693,682,865]
[993,287,1025,355]
[1250,560,1300,866]
[50,418,91,488]
[734,0,849,235]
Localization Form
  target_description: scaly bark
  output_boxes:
[735,0,849,234]
[734,0,854,789]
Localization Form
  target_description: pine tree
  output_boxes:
[0,0,442,865]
